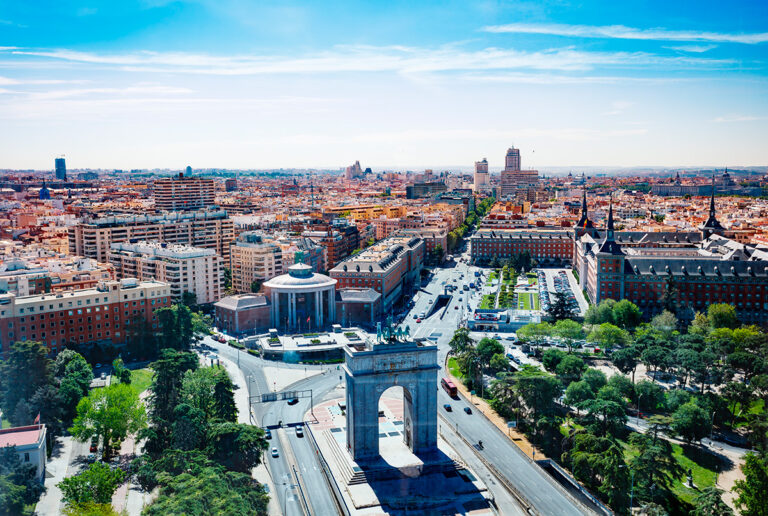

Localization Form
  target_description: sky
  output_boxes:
[1,0,767,171]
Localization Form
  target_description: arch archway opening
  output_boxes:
[377,385,416,467]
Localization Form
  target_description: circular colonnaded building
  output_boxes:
[263,263,337,332]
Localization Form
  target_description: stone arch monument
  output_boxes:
[343,334,439,462]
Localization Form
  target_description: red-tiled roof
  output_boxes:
[0,424,44,448]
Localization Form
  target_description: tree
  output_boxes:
[612,347,640,383]
[181,367,237,423]
[578,397,627,437]
[692,487,733,516]
[548,291,576,321]
[733,451,768,516]
[651,310,678,338]
[448,327,473,355]
[0,341,52,426]
[635,380,666,413]
[561,433,629,508]
[70,383,147,460]
[0,445,45,507]
[660,276,679,315]
[432,244,444,263]
[708,303,738,330]
[607,374,634,400]
[541,348,566,372]
[250,279,263,293]
[641,346,669,381]
[58,461,125,506]
[489,353,510,373]
[587,323,629,351]
[553,319,584,352]
[628,431,682,503]
[112,358,131,385]
[513,367,562,424]
[613,299,642,329]
[582,368,607,393]
[144,466,268,515]
[564,381,595,408]
[476,338,504,370]
[671,401,711,444]
[585,299,616,325]
[206,422,268,473]
[555,355,586,386]
[517,322,552,349]
[171,404,208,451]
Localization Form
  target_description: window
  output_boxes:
[24,453,29,462]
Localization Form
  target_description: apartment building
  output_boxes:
[0,257,115,297]
[0,278,171,357]
[154,174,215,211]
[470,228,574,265]
[109,242,221,304]
[230,232,283,293]
[68,210,235,263]
[500,170,539,197]
[329,234,424,314]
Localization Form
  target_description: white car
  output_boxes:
[271,447,279,458]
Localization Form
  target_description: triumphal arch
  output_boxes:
[343,321,439,462]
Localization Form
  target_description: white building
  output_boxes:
[0,424,47,481]
[109,242,221,304]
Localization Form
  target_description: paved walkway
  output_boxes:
[34,435,75,515]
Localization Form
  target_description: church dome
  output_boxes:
[263,263,337,289]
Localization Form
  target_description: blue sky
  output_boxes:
[1,0,767,170]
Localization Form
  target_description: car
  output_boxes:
[413,314,418,319]
[271,448,279,458]
[464,407,472,415]
[416,318,422,323]
[265,429,272,439]
[443,403,452,411]
[95,363,102,369]
[295,427,304,437]
[100,372,106,380]
[90,438,98,453]
[86,453,97,463]
[287,398,299,405]
[454,305,459,310]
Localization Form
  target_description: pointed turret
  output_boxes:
[598,195,623,255]
[701,173,724,238]
[576,188,594,230]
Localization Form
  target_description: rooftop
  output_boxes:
[0,424,45,448]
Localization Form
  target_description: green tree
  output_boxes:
[733,451,768,516]
[448,327,473,355]
[489,353,510,372]
[578,397,627,437]
[651,310,678,338]
[611,347,640,383]
[517,322,552,349]
[250,279,263,293]
[613,299,642,329]
[641,346,669,381]
[144,466,269,516]
[562,433,629,509]
[0,341,52,426]
[635,380,666,412]
[582,368,607,393]
[660,276,679,315]
[693,486,733,516]
[58,461,126,506]
[206,422,268,473]
[585,299,616,325]
[547,291,576,321]
[671,401,711,444]
[629,431,682,503]
[564,381,595,408]
[476,338,504,370]
[181,367,237,423]
[70,383,147,460]
[708,303,739,330]
[555,354,586,386]
[553,319,584,352]
[541,348,566,372]
[0,445,45,506]
[171,403,208,451]
[0,476,26,516]
[112,358,131,385]
[607,374,634,400]
[513,367,562,424]
[587,323,629,351]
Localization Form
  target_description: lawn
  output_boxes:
[129,368,153,397]
[518,292,540,311]
[447,357,464,380]
[486,271,498,286]
[479,294,496,309]
[1,418,10,429]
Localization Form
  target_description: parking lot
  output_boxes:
[538,268,588,316]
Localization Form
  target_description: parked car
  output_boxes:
[464,407,473,415]
[90,437,98,453]
[443,404,452,412]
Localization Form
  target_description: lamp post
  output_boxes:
[619,465,635,512]
[282,483,298,515]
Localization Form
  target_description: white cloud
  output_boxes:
[713,115,762,123]
[603,100,633,116]
[4,44,734,77]
[665,44,718,53]
[482,23,768,44]
[0,76,87,86]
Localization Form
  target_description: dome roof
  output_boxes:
[264,263,336,290]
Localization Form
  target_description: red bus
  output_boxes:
[441,378,458,397]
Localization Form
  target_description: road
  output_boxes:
[405,253,587,515]
[206,338,341,516]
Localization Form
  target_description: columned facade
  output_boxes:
[263,263,337,333]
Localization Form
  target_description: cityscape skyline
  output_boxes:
[1,1,767,169]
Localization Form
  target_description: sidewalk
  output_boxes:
[214,351,281,516]
[34,435,75,515]
[112,391,153,515]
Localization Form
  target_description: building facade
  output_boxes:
[68,210,235,263]
[474,158,490,192]
[109,242,221,304]
[0,424,47,481]
[0,279,172,357]
[154,175,215,211]
[55,158,67,181]
[470,229,573,265]
[230,232,283,293]
[504,147,521,171]
[329,235,424,314]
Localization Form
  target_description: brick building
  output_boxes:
[154,174,215,211]
[470,229,573,266]
[0,278,171,358]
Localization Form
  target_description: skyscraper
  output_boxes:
[504,147,520,172]
[185,165,193,175]
[55,157,67,181]
[473,158,490,192]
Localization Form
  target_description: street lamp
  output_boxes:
[619,465,635,512]
[282,483,298,515]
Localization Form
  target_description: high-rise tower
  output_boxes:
[504,147,521,171]
[474,158,489,192]
[55,157,67,181]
